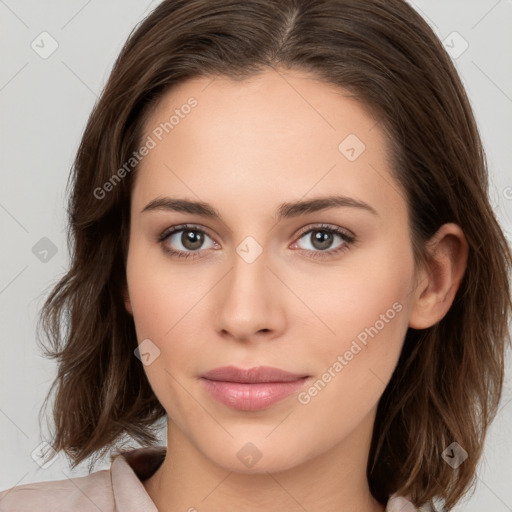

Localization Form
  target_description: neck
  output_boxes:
[143,409,385,512]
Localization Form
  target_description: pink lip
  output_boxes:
[200,366,310,411]
[201,365,308,383]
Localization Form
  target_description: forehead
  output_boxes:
[131,68,401,221]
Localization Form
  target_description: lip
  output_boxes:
[200,365,310,411]
[201,365,309,383]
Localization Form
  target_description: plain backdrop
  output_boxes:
[1,0,511,510]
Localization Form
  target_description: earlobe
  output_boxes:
[408,223,468,329]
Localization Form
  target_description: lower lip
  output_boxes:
[200,377,309,411]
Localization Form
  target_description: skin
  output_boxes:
[123,67,468,512]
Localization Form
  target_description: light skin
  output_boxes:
[123,67,468,512]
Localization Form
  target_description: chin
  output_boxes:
[202,439,311,475]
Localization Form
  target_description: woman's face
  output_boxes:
[124,68,418,473]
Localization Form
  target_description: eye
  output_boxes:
[291,224,355,260]
[158,223,356,261]
[158,224,218,260]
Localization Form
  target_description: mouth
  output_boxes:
[200,365,311,411]
[201,365,309,383]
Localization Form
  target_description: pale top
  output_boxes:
[0,446,432,511]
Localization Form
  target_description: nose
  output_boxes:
[213,247,287,343]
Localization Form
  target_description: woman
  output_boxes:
[1,0,510,510]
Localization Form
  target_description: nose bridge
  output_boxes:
[225,235,270,306]
[214,235,283,339]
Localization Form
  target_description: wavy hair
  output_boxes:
[37,0,512,509]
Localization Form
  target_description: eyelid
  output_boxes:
[294,223,355,240]
[158,223,217,242]
[158,222,354,242]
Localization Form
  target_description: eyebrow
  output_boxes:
[141,195,378,220]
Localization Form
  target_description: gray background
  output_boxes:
[1,0,511,509]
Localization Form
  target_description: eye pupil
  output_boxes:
[182,230,204,250]
[312,230,333,250]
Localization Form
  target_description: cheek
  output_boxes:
[125,252,204,417]
[292,290,410,443]
[126,245,215,384]
[126,239,202,340]
[297,238,414,393]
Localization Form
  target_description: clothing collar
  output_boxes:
[111,446,166,512]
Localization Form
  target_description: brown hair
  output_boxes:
[37,0,511,509]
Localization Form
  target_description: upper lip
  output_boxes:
[201,365,309,383]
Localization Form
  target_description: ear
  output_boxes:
[122,283,133,315]
[408,223,468,329]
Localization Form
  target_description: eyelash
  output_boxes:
[157,223,356,261]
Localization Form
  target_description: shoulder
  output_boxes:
[0,468,113,512]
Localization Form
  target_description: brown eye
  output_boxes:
[292,225,356,260]
[180,230,205,250]
[308,230,336,251]
[159,225,217,259]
